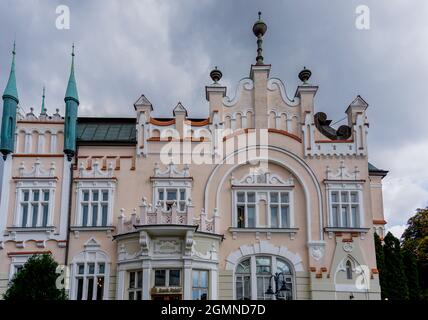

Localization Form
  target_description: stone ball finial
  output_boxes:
[253,11,267,37]
[298,67,312,84]
[210,66,223,83]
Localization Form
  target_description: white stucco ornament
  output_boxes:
[308,241,326,261]
[343,242,354,253]
[310,246,324,261]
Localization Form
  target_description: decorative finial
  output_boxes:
[65,43,79,103]
[209,66,223,83]
[252,11,267,65]
[298,66,312,84]
[41,86,46,114]
[3,41,19,101]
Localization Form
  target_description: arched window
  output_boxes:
[235,256,293,300]
[346,260,353,280]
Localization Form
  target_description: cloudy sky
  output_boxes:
[0,0,427,238]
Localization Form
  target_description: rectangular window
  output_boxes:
[154,269,181,287]
[256,257,272,300]
[155,270,166,287]
[330,190,361,228]
[236,190,292,228]
[18,188,52,228]
[247,205,256,228]
[128,271,142,300]
[169,270,181,286]
[236,191,257,228]
[157,187,187,212]
[269,192,290,228]
[79,189,111,227]
[236,275,251,300]
[270,205,279,228]
[75,262,106,300]
[192,270,208,300]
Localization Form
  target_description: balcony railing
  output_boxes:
[117,197,219,234]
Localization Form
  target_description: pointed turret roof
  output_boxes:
[173,102,187,116]
[3,42,19,102]
[134,94,153,110]
[65,44,79,103]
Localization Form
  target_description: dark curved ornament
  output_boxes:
[210,66,222,83]
[314,112,352,140]
[298,67,311,83]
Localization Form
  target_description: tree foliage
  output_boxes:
[374,233,387,299]
[402,207,428,299]
[382,232,409,300]
[3,253,67,300]
[401,246,421,300]
[375,207,428,300]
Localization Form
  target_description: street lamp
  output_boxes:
[265,272,292,300]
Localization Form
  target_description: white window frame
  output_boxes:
[74,261,107,300]
[326,182,364,228]
[14,180,56,228]
[192,269,209,300]
[128,270,143,300]
[152,179,192,213]
[155,187,188,212]
[75,180,115,227]
[153,268,181,287]
[70,249,110,300]
[8,255,30,281]
[232,189,294,228]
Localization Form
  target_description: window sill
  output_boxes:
[70,226,116,231]
[324,227,370,233]
[228,227,299,240]
[7,226,56,233]
[324,227,370,240]
[70,226,116,239]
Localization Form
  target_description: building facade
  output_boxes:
[0,15,388,300]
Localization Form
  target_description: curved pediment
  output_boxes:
[267,78,300,107]
[222,78,254,107]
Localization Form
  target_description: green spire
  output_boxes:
[41,86,46,114]
[64,44,79,103]
[3,41,19,102]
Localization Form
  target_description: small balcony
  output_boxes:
[117,197,219,235]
